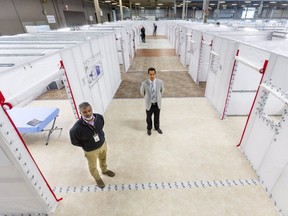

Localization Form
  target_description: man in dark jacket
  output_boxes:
[69,102,115,188]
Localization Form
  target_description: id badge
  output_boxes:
[93,134,100,142]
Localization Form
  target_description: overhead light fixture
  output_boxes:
[210,3,215,6]
[158,3,163,5]
[269,1,276,3]
[135,2,140,5]
[219,1,225,3]
[104,0,111,2]
[231,3,237,6]
[245,1,251,3]
[282,4,288,6]
[253,3,259,5]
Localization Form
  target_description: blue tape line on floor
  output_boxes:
[52,178,260,194]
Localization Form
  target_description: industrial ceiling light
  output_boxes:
[232,3,237,6]
[158,3,163,5]
[135,2,140,5]
[210,3,215,5]
[104,0,111,2]
[269,1,276,3]
[219,1,225,3]
[245,1,251,3]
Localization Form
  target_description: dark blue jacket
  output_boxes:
[69,113,105,152]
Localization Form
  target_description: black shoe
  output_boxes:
[156,128,163,134]
[96,178,105,188]
[102,170,115,177]
[147,130,151,136]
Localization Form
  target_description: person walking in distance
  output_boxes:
[69,102,115,188]
[140,26,146,43]
[140,68,164,136]
[153,23,157,36]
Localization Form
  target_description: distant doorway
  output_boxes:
[107,13,111,22]
[63,11,87,27]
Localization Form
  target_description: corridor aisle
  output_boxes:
[114,35,206,99]
[26,36,279,215]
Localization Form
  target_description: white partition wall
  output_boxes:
[179,26,188,66]
[239,53,288,215]
[0,50,64,107]
[0,92,61,215]
[175,25,181,56]
[225,44,270,116]
[205,36,238,117]
[187,30,203,84]
[204,33,285,118]
[61,33,121,115]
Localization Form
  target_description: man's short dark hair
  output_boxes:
[148,68,156,74]
[79,102,91,110]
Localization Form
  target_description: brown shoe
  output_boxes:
[102,170,115,177]
[96,178,105,188]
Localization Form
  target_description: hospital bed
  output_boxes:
[7,107,62,145]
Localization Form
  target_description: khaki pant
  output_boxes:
[84,142,108,181]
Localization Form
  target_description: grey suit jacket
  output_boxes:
[140,78,164,110]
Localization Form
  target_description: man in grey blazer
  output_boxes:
[140,68,164,136]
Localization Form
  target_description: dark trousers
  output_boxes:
[146,103,160,130]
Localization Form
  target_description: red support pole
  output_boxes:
[60,60,80,119]
[237,59,269,147]
[0,91,63,202]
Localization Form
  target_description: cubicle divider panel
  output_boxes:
[122,29,131,72]
[91,37,112,102]
[102,34,121,97]
[0,100,60,215]
[225,43,270,116]
[188,31,202,84]
[239,53,288,213]
[128,29,134,60]
[184,28,195,66]
[213,40,237,116]
[270,160,288,216]
[172,25,177,49]
[269,54,288,93]
[175,26,180,56]
[206,36,226,112]
[92,37,111,112]
[115,32,123,65]
[179,27,187,66]
[242,114,275,169]
[198,34,213,82]
[257,119,288,191]
[61,34,121,116]
[109,34,122,93]
[60,48,84,114]
[1,53,62,106]
[61,42,104,114]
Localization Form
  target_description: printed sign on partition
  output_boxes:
[84,52,103,88]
